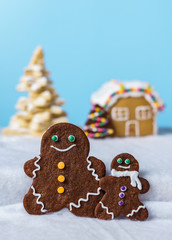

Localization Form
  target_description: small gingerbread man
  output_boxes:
[23,123,106,217]
[95,153,150,221]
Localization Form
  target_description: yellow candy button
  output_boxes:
[57,187,64,194]
[58,175,65,182]
[58,162,65,169]
[85,131,88,136]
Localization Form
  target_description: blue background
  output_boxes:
[0,0,171,127]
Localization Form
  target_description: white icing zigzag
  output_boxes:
[99,201,114,219]
[87,157,99,181]
[69,187,101,211]
[126,205,145,217]
[32,155,41,179]
[31,186,47,213]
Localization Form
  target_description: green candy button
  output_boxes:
[125,158,130,164]
[52,135,58,142]
[117,158,123,164]
[68,135,75,142]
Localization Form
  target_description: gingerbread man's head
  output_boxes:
[111,153,142,190]
[111,153,139,172]
[41,123,89,158]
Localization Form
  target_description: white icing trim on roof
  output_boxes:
[91,80,164,111]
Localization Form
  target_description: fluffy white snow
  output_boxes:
[0,129,172,240]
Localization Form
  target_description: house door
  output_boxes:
[125,120,140,137]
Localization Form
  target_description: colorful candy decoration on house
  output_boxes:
[84,105,114,138]
[85,80,164,138]
[104,81,165,111]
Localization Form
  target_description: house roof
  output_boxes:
[91,80,164,112]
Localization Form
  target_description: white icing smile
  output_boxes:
[50,144,76,152]
[118,165,130,169]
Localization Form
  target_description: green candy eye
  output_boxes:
[117,158,123,164]
[125,158,130,164]
[68,135,75,142]
[52,135,58,142]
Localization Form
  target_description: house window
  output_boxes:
[135,106,152,120]
[111,107,129,121]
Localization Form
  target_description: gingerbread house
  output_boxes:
[84,80,164,138]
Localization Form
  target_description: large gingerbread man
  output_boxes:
[95,153,150,221]
[23,123,106,217]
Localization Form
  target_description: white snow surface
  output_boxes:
[0,129,172,240]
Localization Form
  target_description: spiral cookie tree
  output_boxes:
[84,105,114,138]
[3,46,68,136]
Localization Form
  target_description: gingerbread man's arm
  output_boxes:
[88,156,106,179]
[99,176,116,191]
[139,177,150,194]
[24,156,39,178]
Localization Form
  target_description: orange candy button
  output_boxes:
[58,175,65,182]
[57,187,64,194]
[58,162,65,169]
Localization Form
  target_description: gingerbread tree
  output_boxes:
[3,46,68,136]
[84,105,114,138]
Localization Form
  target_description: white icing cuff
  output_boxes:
[32,155,41,179]
[31,186,47,213]
[126,205,145,217]
[87,157,99,181]
[99,201,114,219]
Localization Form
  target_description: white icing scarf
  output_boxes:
[111,169,142,190]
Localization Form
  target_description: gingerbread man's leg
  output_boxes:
[23,187,47,215]
[95,196,119,220]
[68,188,104,218]
[126,203,148,221]
[23,186,65,215]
